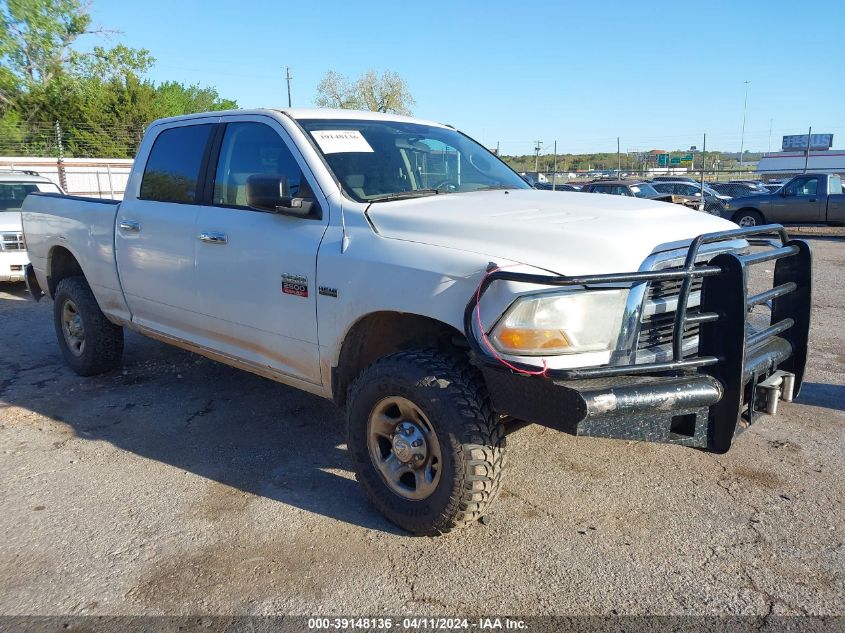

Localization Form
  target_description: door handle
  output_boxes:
[119,220,140,232]
[198,231,228,245]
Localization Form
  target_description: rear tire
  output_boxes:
[346,349,506,535]
[733,209,764,227]
[53,276,124,376]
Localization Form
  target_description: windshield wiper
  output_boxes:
[367,189,441,203]
[475,185,513,191]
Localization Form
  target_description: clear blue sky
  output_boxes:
[89,0,844,155]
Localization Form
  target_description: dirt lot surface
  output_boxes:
[0,228,843,618]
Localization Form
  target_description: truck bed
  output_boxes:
[21,192,128,320]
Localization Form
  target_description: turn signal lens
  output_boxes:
[494,328,572,351]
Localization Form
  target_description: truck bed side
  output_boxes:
[21,192,130,324]
[826,193,845,224]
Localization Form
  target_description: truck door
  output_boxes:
[192,117,328,385]
[774,176,824,223]
[115,120,217,340]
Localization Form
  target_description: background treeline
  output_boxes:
[501,151,765,174]
[0,0,236,158]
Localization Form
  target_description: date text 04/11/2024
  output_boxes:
[307,617,528,630]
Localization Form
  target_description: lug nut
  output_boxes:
[404,426,414,436]
[412,439,422,447]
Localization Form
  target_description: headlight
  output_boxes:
[490,289,628,356]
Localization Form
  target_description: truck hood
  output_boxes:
[366,190,738,275]
[725,193,774,207]
[0,211,22,233]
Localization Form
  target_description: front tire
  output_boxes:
[346,349,506,535]
[733,209,764,227]
[53,276,124,376]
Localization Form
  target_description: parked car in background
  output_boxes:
[651,181,730,215]
[763,183,783,193]
[709,182,769,198]
[532,182,579,191]
[730,180,770,193]
[651,175,698,183]
[722,173,844,226]
[583,179,703,211]
[0,171,63,282]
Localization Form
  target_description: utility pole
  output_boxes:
[552,140,558,191]
[285,66,292,108]
[617,137,621,176]
[54,120,68,192]
[768,118,773,153]
[534,140,542,173]
[739,80,750,171]
[700,133,707,194]
[804,126,812,173]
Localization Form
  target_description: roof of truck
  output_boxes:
[149,108,450,130]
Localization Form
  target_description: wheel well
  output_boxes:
[333,312,467,406]
[47,246,84,297]
[733,207,764,221]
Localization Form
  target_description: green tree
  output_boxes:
[0,0,238,157]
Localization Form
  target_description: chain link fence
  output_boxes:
[0,121,144,160]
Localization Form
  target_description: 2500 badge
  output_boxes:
[281,273,308,298]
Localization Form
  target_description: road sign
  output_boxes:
[681,154,693,161]
[657,154,669,167]
[670,157,681,165]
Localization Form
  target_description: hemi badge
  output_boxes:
[281,273,308,298]
[319,286,338,298]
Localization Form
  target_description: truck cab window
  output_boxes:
[784,177,818,197]
[213,122,307,208]
[139,124,213,203]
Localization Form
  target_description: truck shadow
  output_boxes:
[789,229,845,242]
[796,382,845,412]
[0,306,404,535]
[0,281,31,301]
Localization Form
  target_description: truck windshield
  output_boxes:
[631,184,660,198]
[297,118,530,202]
[0,182,59,212]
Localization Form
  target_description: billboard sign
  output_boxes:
[782,134,833,151]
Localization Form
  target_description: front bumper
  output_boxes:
[465,225,811,453]
[0,252,29,282]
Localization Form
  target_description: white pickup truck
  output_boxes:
[1,171,63,282]
[21,109,811,535]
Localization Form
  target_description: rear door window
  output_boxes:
[140,124,213,203]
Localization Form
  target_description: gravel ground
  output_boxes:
[0,228,843,618]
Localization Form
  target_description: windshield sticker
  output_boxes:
[312,130,374,154]
[630,186,641,193]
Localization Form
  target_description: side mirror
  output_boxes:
[246,174,318,218]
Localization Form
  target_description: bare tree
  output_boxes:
[314,69,414,115]
[314,70,359,110]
